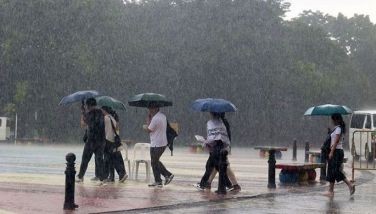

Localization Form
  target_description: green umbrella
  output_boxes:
[96,96,126,111]
[128,93,172,108]
[304,104,352,116]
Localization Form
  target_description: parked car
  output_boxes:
[349,110,376,161]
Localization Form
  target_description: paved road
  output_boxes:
[0,144,374,214]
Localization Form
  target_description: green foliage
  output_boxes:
[14,81,28,105]
[0,0,375,145]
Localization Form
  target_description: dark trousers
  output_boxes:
[104,140,126,180]
[78,141,105,180]
[150,146,172,183]
[95,158,100,178]
[200,141,232,187]
[200,154,216,187]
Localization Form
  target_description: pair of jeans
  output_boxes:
[150,146,172,183]
[104,140,126,180]
[78,141,105,180]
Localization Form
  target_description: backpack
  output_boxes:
[321,126,340,158]
[166,121,178,156]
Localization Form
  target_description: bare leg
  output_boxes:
[323,182,335,197]
[208,169,217,183]
[227,167,238,185]
[208,167,238,185]
[344,178,355,195]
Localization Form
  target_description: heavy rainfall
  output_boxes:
[0,0,376,213]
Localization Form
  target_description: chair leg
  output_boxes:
[127,160,131,178]
[145,162,150,181]
[135,162,139,180]
[131,161,135,180]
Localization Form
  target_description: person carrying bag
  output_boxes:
[102,106,128,183]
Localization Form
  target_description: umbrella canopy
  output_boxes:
[128,93,172,108]
[96,96,126,111]
[304,104,352,116]
[59,90,99,106]
[192,98,237,113]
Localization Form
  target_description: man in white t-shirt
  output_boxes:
[144,107,174,187]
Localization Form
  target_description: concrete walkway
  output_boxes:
[0,144,373,214]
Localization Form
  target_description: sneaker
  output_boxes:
[164,174,174,185]
[75,176,83,183]
[119,174,128,183]
[229,184,241,192]
[194,183,205,191]
[90,177,99,181]
[148,182,163,188]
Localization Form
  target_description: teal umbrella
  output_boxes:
[96,96,126,111]
[128,93,172,108]
[304,104,352,116]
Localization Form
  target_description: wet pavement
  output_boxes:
[0,144,375,213]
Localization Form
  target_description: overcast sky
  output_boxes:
[285,0,376,23]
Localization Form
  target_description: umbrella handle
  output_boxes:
[81,100,85,113]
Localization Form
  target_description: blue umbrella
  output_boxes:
[192,98,237,113]
[59,90,100,106]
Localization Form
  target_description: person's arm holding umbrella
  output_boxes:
[143,107,158,133]
[328,129,341,160]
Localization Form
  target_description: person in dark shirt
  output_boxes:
[76,98,106,183]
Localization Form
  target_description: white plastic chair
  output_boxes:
[132,143,151,181]
[119,141,131,178]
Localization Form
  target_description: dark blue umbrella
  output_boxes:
[59,90,100,106]
[192,98,237,113]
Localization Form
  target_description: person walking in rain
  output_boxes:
[76,98,106,183]
[324,113,355,197]
[80,102,101,181]
[205,113,241,191]
[195,112,240,193]
[143,106,174,187]
[101,106,128,183]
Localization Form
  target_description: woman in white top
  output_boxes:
[196,112,240,193]
[102,106,128,183]
[324,113,355,197]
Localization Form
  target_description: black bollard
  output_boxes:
[292,139,297,161]
[64,153,79,210]
[304,142,310,163]
[267,150,276,188]
[217,149,228,194]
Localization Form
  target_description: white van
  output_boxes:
[349,110,376,160]
[0,117,11,141]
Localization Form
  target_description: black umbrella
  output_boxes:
[128,93,172,108]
